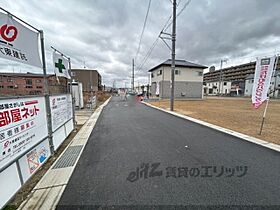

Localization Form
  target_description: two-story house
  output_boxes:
[149,59,207,99]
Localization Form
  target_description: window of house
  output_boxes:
[224,82,227,86]
[7,77,12,82]
[0,85,4,88]
[26,79,33,88]
[197,71,203,76]
[157,70,162,76]
[151,73,154,78]
[175,69,180,75]
[7,86,14,89]
[36,79,42,83]
[26,79,32,85]
[36,86,43,89]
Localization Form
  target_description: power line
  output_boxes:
[137,0,191,72]
[163,0,191,32]
[138,38,159,71]
[135,0,152,64]
[137,13,174,72]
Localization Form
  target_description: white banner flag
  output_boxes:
[156,82,160,95]
[0,12,42,68]
[53,52,70,79]
[252,56,276,109]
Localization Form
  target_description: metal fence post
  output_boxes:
[40,30,54,154]
[68,58,77,131]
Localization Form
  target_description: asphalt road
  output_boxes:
[57,96,280,209]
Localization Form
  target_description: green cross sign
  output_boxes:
[55,58,66,73]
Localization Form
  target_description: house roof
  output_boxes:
[148,59,208,72]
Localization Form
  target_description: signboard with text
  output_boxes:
[0,12,42,68]
[0,97,48,170]
[50,94,73,131]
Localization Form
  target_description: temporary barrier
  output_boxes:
[0,94,74,209]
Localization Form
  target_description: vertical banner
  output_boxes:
[252,56,276,109]
[0,12,42,68]
[156,82,160,95]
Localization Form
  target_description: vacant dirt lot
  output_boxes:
[150,98,280,145]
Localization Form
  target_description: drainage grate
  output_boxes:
[52,145,83,169]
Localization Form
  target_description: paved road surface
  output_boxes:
[57,96,280,209]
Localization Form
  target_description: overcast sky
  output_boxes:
[1,0,280,87]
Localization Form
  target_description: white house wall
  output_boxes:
[150,66,204,98]
[204,81,231,95]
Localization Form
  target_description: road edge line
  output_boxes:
[142,101,280,153]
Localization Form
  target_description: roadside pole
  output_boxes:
[68,58,77,131]
[218,60,222,96]
[132,58,135,92]
[273,54,279,98]
[170,0,176,111]
[40,30,54,154]
[51,46,77,131]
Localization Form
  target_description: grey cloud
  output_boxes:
[0,0,280,86]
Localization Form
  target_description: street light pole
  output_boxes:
[132,58,135,92]
[218,58,228,96]
[170,0,176,111]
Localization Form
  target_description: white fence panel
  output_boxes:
[52,126,66,151]
[0,163,21,209]
[0,94,74,209]
[65,119,74,137]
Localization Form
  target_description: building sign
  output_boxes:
[0,12,42,68]
[0,97,48,170]
[50,94,73,131]
[252,56,276,109]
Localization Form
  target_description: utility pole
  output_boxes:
[170,0,177,111]
[132,59,135,92]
